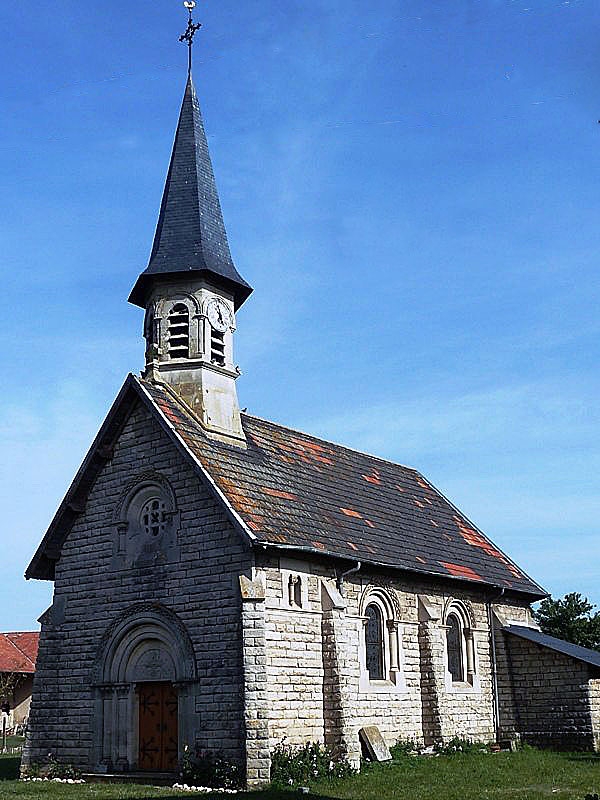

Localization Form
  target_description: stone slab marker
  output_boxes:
[359,726,392,762]
[239,575,271,788]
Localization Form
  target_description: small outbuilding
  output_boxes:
[0,632,39,732]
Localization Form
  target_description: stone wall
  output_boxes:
[239,578,271,788]
[492,601,532,740]
[24,400,253,772]
[260,555,509,754]
[263,565,325,748]
[261,557,599,758]
[500,633,596,750]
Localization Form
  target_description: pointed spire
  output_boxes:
[129,74,252,310]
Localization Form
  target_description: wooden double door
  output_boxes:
[138,682,178,771]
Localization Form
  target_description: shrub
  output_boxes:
[270,740,355,786]
[21,753,82,780]
[19,762,41,779]
[180,745,242,789]
[390,739,421,759]
[433,737,489,756]
[584,794,599,800]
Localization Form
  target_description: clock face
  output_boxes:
[206,298,231,333]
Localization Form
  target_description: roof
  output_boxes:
[504,625,600,670]
[128,74,252,310]
[26,374,546,599]
[0,632,39,674]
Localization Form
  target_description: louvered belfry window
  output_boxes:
[446,614,464,682]
[210,330,225,366]
[365,603,384,680]
[167,303,190,359]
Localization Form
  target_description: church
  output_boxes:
[23,8,600,789]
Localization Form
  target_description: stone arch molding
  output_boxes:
[93,602,197,685]
[154,291,201,320]
[357,585,406,693]
[153,293,201,362]
[112,471,180,569]
[442,597,476,629]
[358,584,402,620]
[91,603,197,772]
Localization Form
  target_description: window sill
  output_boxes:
[445,679,480,695]
[358,675,407,695]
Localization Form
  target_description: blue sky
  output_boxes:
[1,0,600,631]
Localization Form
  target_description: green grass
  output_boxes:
[0,750,598,799]
[4,735,25,749]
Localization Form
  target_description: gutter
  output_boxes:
[259,542,544,602]
[336,561,361,596]
[487,587,505,741]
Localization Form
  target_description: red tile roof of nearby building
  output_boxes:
[26,375,547,600]
[0,632,39,674]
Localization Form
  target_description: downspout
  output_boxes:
[337,562,361,596]
[487,587,505,742]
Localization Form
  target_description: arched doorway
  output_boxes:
[92,604,196,773]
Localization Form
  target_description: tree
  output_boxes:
[0,672,21,708]
[534,592,600,651]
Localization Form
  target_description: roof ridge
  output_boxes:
[241,411,419,473]
[2,631,39,635]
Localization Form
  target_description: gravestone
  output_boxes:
[359,726,392,762]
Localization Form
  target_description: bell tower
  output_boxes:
[128,4,252,446]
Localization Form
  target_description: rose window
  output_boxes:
[141,499,167,537]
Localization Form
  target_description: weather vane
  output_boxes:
[179,1,202,75]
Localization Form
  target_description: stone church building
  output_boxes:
[23,35,600,788]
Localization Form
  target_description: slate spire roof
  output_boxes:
[128,74,252,310]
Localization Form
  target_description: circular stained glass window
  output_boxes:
[141,498,167,537]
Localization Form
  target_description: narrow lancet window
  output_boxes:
[365,603,384,680]
[167,303,190,359]
[446,614,464,682]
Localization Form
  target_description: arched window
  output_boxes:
[444,602,477,689]
[359,587,404,691]
[167,303,190,359]
[112,473,180,568]
[446,613,464,682]
[365,603,384,680]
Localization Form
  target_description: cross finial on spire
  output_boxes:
[179,1,201,76]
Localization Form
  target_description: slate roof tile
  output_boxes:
[142,379,546,598]
[504,626,600,669]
